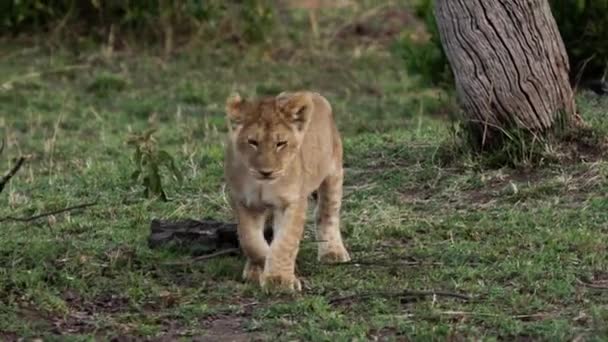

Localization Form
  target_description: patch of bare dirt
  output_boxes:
[200,315,266,342]
[367,327,408,342]
[49,291,266,339]
[398,175,504,211]
[195,298,268,341]
[333,7,427,47]
[36,291,133,335]
[397,165,605,211]
[557,126,608,164]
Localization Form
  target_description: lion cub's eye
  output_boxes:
[248,139,258,147]
[276,141,287,149]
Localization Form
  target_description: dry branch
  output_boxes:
[576,278,608,290]
[0,202,97,223]
[329,289,471,305]
[0,157,26,194]
[438,310,551,321]
[164,248,241,265]
[323,259,444,267]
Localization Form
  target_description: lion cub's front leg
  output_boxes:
[235,203,269,284]
[261,198,308,292]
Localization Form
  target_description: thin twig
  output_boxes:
[0,157,25,194]
[0,201,97,223]
[164,248,241,265]
[329,289,471,304]
[577,278,608,290]
[322,259,443,267]
[1,64,90,89]
[573,54,596,92]
[374,311,552,321]
[439,310,551,320]
[192,248,240,261]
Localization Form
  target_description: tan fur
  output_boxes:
[224,91,350,292]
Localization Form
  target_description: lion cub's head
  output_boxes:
[225,92,313,181]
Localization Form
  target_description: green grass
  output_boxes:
[1,9,608,340]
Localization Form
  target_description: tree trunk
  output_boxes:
[434,0,576,146]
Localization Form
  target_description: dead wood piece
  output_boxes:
[148,219,273,252]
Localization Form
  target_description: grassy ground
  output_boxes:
[1,5,608,341]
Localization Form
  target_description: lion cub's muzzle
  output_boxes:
[250,168,283,181]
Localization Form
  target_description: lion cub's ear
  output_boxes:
[276,92,313,132]
[225,93,244,130]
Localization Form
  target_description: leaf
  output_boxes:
[147,163,160,194]
[141,154,150,168]
[158,150,183,184]
[126,133,141,146]
[131,170,141,181]
[143,176,150,198]
[157,150,172,164]
[143,128,157,141]
[132,148,143,166]
[147,162,167,201]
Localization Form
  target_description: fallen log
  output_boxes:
[148,218,273,255]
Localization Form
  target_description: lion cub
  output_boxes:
[224,91,351,292]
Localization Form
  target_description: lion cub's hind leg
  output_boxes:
[316,169,351,263]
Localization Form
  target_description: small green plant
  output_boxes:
[87,72,128,97]
[126,128,182,201]
[0,0,276,47]
[439,127,556,170]
[237,0,275,43]
[391,0,452,88]
[440,107,608,170]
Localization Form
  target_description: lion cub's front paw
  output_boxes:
[242,261,264,284]
[260,272,302,293]
[319,245,351,263]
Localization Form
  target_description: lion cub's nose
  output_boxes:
[259,170,274,178]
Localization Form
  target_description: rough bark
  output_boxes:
[434,0,575,145]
